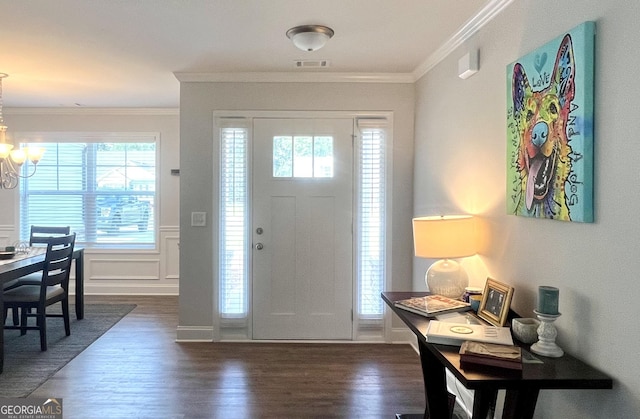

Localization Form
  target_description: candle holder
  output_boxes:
[530,310,564,358]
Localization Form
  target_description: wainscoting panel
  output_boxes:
[0,224,13,248]
[0,224,179,294]
[162,232,180,280]
[89,258,161,280]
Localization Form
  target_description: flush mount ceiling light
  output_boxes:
[286,25,334,52]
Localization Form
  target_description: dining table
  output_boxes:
[0,246,85,373]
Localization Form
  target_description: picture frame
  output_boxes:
[478,278,514,327]
[506,21,595,222]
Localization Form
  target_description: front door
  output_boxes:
[252,118,353,339]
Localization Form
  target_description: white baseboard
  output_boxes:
[176,325,214,342]
[81,283,179,295]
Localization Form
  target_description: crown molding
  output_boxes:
[176,1,512,85]
[412,0,515,80]
[4,108,179,116]
[174,72,414,84]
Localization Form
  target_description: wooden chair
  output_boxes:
[3,233,76,351]
[4,225,71,291]
[29,226,72,246]
[3,226,72,325]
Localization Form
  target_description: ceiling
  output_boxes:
[1,0,504,108]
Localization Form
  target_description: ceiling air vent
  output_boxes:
[294,59,330,68]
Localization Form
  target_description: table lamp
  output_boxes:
[412,215,477,299]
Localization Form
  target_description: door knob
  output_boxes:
[255,243,264,250]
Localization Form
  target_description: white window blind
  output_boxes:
[357,119,387,318]
[219,122,249,317]
[19,134,157,248]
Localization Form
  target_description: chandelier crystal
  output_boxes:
[0,73,44,189]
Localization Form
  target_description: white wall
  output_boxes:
[414,0,639,417]
[0,108,180,295]
[177,81,415,340]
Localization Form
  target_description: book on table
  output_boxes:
[459,341,523,371]
[394,294,470,317]
[425,320,514,346]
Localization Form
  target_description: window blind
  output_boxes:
[19,134,157,248]
[356,119,388,318]
[218,122,249,317]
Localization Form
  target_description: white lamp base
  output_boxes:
[426,259,468,299]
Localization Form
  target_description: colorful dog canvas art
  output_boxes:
[507,22,595,222]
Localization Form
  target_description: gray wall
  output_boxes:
[414,0,639,417]
[178,82,415,336]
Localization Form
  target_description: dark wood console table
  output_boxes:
[382,291,612,419]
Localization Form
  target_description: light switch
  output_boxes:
[191,212,207,227]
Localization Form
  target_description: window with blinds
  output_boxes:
[219,125,249,317]
[357,120,387,318]
[19,135,157,248]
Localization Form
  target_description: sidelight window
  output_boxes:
[357,119,388,319]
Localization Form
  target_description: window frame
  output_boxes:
[217,120,250,318]
[355,118,390,324]
[15,131,160,250]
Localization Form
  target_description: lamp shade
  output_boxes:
[412,215,477,259]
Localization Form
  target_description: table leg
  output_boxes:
[418,339,450,419]
[0,293,4,373]
[472,388,498,418]
[502,387,539,419]
[74,249,84,320]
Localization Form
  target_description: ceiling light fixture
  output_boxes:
[286,25,334,52]
[0,73,45,189]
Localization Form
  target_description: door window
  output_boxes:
[273,136,334,178]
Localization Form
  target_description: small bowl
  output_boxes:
[512,318,540,344]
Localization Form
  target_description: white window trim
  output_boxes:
[13,131,160,251]
[354,116,393,337]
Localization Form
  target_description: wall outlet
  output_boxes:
[191,212,207,227]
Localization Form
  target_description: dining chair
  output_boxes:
[29,226,72,246]
[3,233,76,351]
[3,225,71,292]
[3,226,72,325]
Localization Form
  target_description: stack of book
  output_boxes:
[425,320,514,346]
[394,295,470,317]
[459,341,523,371]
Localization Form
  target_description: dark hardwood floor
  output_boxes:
[30,295,429,418]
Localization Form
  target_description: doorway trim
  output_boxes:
[213,110,394,341]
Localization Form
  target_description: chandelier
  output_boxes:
[0,73,44,189]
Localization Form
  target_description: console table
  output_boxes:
[382,291,612,419]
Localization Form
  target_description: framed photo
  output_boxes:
[478,278,514,327]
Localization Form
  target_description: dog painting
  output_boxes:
[507,22,595,222]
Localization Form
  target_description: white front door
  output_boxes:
[252,118,353,339]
